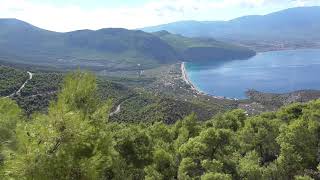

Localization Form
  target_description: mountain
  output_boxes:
[0,19,255,71]
[0,19,179,70]
[142,6,320,43]
[153,31,255,62]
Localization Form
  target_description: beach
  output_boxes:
[181,62,236,100]
[181,62,204,95]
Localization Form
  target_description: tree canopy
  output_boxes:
[0,71,319,179]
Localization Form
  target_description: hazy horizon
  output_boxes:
[1,0,320,32]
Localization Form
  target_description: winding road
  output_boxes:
[109,104,121,117]
[109,94,136,117]
[5,71,124,117]
[7,71,33,98]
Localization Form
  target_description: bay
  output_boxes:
[185,49,320,99]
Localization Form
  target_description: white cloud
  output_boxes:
[0,0,319,32]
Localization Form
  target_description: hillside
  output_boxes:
[0,66,29,97]
[0,19,178,70]
[0,19,255,71]
[154,31,255,62]
[0,66,236,122]
[2,65,318,123]
[1,71,319,179]
[142,6,320,50]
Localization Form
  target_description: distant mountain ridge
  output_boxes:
[0,18,255,71]
[142,6,320,42]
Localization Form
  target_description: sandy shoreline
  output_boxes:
[181,62,204,95]
[181,62,237,100]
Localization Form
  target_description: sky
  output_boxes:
[0,0,319,32]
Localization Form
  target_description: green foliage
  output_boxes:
[277,103,306,122]
[13,72,63,115]
[276,115,320,178]
[0,98,22,165]
[1,72,116,179]
[1,65,229,124]
[237,151,263,180]
[21,72,62,96]
[174,114,201,149]
[1,71,320,179]
[0,98,22,146]
[201,159,224,173]
[294,175,314,180]
[201,172,232,180]
[178,157,198,179]
[239,116,282,163]
[212,109,246,131]
[154,31,256,62]
[144,149,176,180]
[114,125,153,169]
[0,66,28,96]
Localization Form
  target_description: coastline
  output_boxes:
[181,62,203,95]
[180,62,238,100]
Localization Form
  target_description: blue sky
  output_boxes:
[0,0,319,32]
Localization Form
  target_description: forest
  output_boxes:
[0,72,319,180]
[0,66,28,97]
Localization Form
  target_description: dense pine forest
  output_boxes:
[0,72,319,180]
[0,66,29,97]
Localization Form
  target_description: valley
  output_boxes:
[1,4,320,179]
[0,12,319,120]
[0,65,238,122]
[2,60,318,122]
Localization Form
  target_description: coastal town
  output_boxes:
[140,61,320,116]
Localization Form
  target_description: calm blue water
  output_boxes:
[185,49,320,99]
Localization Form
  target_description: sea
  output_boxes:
[185,49,320,99]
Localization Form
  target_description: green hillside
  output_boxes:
[0,19,255,71]
[0,72,319,179]
[0,66,29,97]
[154,31,256,62]
[0,19,177,70]
[64,29,179,64]
[0,66,235,122]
